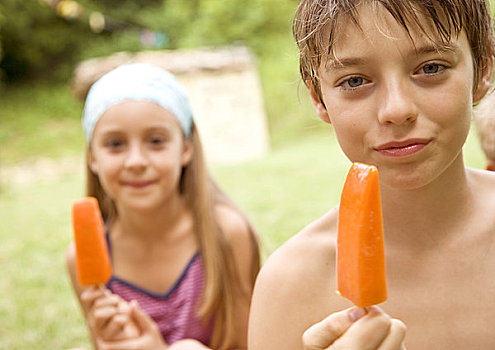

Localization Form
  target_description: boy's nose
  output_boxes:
[124,143,148,171]
[377,79,418,125]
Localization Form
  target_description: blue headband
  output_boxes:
[82,63,193,140]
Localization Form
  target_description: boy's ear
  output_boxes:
[307,79,331,124]
[473,58,493,103]
[181,138,194,166]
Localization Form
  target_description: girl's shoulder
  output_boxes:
[214,203,253,244]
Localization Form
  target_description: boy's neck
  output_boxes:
[380,159,473,249]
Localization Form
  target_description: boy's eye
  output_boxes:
[347,77,365,87]
[418,63,445,75]
[338,76,369,90]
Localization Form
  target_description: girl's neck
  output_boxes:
[112,192,191,243]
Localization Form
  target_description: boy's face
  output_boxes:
[310,3,491,190]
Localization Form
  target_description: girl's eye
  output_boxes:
[339,76,369,90]
[105,139,124,149]
[148,135,166,146]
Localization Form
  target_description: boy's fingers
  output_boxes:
[377,319,407,350]
[335,306,395,350]
[302,307,366,349]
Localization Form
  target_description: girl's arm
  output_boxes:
[214,204,259,349]
[66,243,140,348]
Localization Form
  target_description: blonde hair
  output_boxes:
[86,124,260,348]
[475,90,495,162]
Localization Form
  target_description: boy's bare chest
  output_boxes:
[384,246,495,349]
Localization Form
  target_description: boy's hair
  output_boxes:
[293,0,495,102]
[475,90,495,162]
[86,124,260,349]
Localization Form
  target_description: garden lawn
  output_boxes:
[0,127,486,349]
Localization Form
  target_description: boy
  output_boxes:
[248,1,495,349]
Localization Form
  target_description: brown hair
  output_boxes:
[292,0,495,102]
[86,124,260,349]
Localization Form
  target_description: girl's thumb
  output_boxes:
[130,300,156,332]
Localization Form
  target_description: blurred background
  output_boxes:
[0,1,492,349]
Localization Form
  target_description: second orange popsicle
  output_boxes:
[72,197,112,286]
[336,162,387,307]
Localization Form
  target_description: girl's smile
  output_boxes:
[121,180,157,189]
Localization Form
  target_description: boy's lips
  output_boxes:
[374,138,431,157]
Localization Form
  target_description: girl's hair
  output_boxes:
[293,0,495,102]
[86,123,260,349]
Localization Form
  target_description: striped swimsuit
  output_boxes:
[105,233,214,346]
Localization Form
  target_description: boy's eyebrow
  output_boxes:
[413,42,459,56]
[326,42,460,70]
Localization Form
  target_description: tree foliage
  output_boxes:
[0,0,299,83]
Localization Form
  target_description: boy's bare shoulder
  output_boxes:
[262,206,338,280]
[248,207,346,349]
[468,168,495,211]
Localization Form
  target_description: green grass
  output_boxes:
[0,82,85,165]
[0,127,486,349]
[0,25,489,348]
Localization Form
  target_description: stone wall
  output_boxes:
[71,46,270,164]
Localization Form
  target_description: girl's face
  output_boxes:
[89,100,193,211]
[311,4,491,190]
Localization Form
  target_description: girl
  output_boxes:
[66,63,260,350]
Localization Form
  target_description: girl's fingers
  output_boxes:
[94,305,118,330]
[100,313,127,340]
[94,294,122,309]
[377,319,407,350]
[302,307,367,349]
[81,286,105,308]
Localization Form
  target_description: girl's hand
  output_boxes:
[81,286,140,341]
[302,306,407,350]
[96,300,169,350]
[168,339,210,349]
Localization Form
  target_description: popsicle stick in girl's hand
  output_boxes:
[337,162,387,307]
[72,197,112,286]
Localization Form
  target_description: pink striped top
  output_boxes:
[105,234,214,346]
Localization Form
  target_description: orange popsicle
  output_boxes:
[336,162,387,307]
[72,197,112,286]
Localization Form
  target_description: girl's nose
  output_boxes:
[377,79,418,125]
[124,143,147,171]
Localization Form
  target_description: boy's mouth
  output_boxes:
[374,139,431,157]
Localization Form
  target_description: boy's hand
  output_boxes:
[302,306,406,350]
[97,300,169,350]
